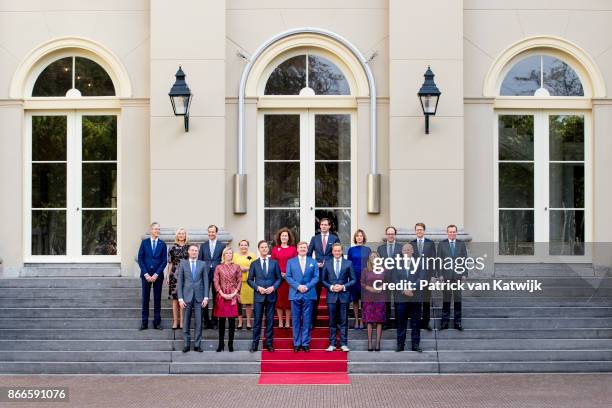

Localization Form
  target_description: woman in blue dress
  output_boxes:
[347,229,371,329]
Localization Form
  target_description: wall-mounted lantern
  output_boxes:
[168,66,192,132]
[417,66,441,134]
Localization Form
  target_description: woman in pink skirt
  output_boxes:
[361,251,386,352]
[213,246,242,352]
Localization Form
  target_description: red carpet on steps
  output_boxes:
[258,288,350,385]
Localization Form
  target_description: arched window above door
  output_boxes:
[32,55,115,97]
[500,54,583,97]
[264,53,351,96]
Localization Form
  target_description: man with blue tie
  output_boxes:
[394,243,423,352]
[411,222,437,331]
[307,218,340,326]
[377,226,403,330]
[198,224,224,330]
[322,243,356,352]
[137,222,168,330]
[285,241,319,352]
[248,240,282,353]
[437,224,468,331]
[177,244,210,352]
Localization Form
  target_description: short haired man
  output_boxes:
[377,226,402,329]
[437,225,468,330]
[411,222,437,331]
[137,222,167,330]
[198,225,223,330]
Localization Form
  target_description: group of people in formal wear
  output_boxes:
[137,220,468,354]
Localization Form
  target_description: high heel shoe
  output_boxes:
[228,342,234,352]
[216,344,224,352]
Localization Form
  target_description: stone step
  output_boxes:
[0,340,175,351]
[20,264,121,278]
[0,362,171,374]
[349,361,439,373]
[0,351,172,362]
[0,278,141,288]
[492,263,601,277]
[3,317,609,330]
[436,350,612,362]
[435,338,612,350]
[438,361,612,373]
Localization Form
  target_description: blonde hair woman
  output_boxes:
[167,228,189,329]
[361,251,386,351]
[213,246,242,352]
[232,239,256,330]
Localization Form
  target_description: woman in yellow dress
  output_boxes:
[232,239,256,330]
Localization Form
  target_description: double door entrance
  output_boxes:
[496,111,589,259]
[259,110,354,244]
[26,111,119,261]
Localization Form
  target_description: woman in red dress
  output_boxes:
[271,228,298,328]
[213,246,242,352]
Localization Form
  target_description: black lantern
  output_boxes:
[417,66,441,134]
[168,66,192,132]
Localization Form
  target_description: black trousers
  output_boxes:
[252,299,275,348]
[218,317,235,346]
[327,300,349,347]
[202,269,218,326]
[141,277,163,325]
[421,286,431,327]
[441,277,462,325]
[396,301,422,347]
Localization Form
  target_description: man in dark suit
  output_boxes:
[410,222,437,331]
[198,224,224,329]
[377,226,402,329]
[322,243,356,352]
[137,222,167,330]
[248,240,282,352]
[177,244,210,352]
[307,218,340,326]
[394,243,423,352]
[437,224,468,330]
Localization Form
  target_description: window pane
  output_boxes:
[549,210,584,255]
[308,55,350,95]
[500,55,541,96]
[549,163,584,209]
[32,163,66,208]
[549,115,584,161]
[499,210,534,255]
[265,162,300,207]
[264,55,306,95]
[314,209,351,245]
[543,56,584,96]
[32,116,67,161]
[75,57,115,96]
[264,115,299,160]
[315,162,350,208]
[82,210,117,255]
[32,57,73,97]
[499,163,534,208]
[82,163,117,208]
[82,116,117,161]
[31,210,66,255]
[315,115,350,160]
[265,209,299,244]
[498,115,534,161]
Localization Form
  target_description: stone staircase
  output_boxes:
[0,268,611,374]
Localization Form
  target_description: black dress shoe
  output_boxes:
[411,345,423,353]
[139,324,148,330]
[395,345,405,352]
[228,343,234,352]
[194,347,203,352]
[216,344,224,352]
[293,347,300,353]
[454,323,463,331]
[421,322,432,331]
[153,324,162,330]
[303,346,310,352]
[182,346,190,353]
[265,345,275,352]
[249,346,258,353]
[439,322,449,330]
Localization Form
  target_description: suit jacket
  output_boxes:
[176,259,210,303]
[137,238,167,279]
[307,233,340,264]
[247,257,282,303]
[376,241,403,271]
[321,258,356,304]
[285,256,319,301]
[197,240,224,274]
[393,255,424,303]
[411,237,438,280]
[437,239,469,280]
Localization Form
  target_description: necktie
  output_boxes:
[263,259,268,276]
[322,235,327,251]
[300,257,305,273]
[418,240,423,255]
[191,261,196,281]
[450,241,456,256]
[335,260,340,279]
[388,243,394,256]
[152,239,157,252]
[209,241,215,258]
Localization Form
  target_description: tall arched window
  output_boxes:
[26,51,119,261]
[495,51,589,259]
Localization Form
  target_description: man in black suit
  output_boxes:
[377,226,402,329]
[437,224,468,330]
[307,218,340,327]
[411,222,437,331]
[393,243,423,352]
[137,222,168,330]
[198,224,224,329]
[248,240,282,352]
[321,243,356,352]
